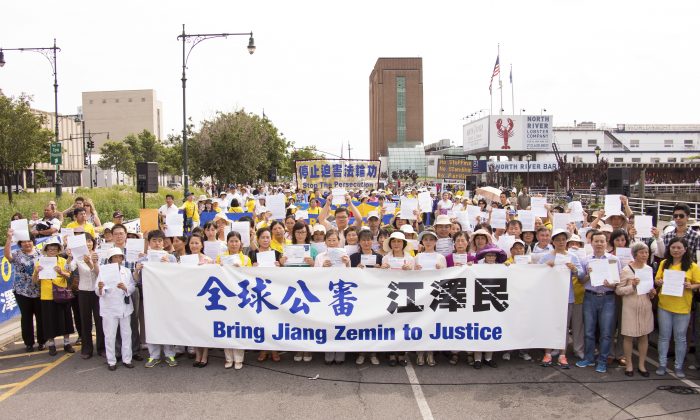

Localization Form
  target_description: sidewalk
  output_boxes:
[0,317,21,348]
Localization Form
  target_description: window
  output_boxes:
[396,77,406,144]
[667,157,677,163]
[685,139,694,148]
[587,139,597,147]
[631,158,641,163]
[630,139,639,148]
[572,139,582,148]
[664,139,673,148]
[572,156,583,163]
[650,158,660,163]
[613,158,623,163]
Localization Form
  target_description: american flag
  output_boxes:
[489,55,500,94]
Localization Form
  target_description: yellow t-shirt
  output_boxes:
[36,257,68,301]
[65,221,96,238]
[181,201,200,222]
[228,206,244,213]
[307,207,320,216]
[656,260,700,314]
[270,238,290,254]
[216,251,252,267]
[246,200,256,213]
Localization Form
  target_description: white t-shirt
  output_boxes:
[158,203,180,217]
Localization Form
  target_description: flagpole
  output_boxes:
[498,44,503,115]
[510,64,515,115]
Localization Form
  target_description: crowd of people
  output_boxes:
[5,184,700,377]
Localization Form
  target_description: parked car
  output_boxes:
[167,182,182,189]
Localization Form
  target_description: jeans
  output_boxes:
[657,307,691,370]
[583,293,616,364]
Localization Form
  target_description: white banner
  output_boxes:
[143,265,569,352]
[488,161,559,173]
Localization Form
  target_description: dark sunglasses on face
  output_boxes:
[672,213,686,219]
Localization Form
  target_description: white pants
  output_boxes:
[224,349,245,363]
[103,316,132,366]
[147,344,176,359]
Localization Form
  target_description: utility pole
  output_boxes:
[347,142,352,160]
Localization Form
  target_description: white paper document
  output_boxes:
[517,210,535,232]
[360,254,377,267]
[661,269,686,297]
[327,248,348,267]
[331,188,347,206]
[147,250,169,263]
[388,256,405,269]
[164,213,184,237]
[221,254,243,266]
[267,194,287,220]
[418,192,433,214]
[490,209,507,229]
[99,263,121,289]
[589,259,620,286]
[38,257,58,280]
[636,267,654,295]
[514,255,531,265]
[256,250,277,267]
[553,213,571,231]
[294,210,309,221]
[204,241,222,261]
[568,201,585,222]
[230,222,251,248]
[453,253,468,265]
[67,234,89,258]
[284,245,310,265]
[344,245,359,255]
[125,238,145,263]
[417,252,438,270]
[604,194,622,216]
[554,253,572,265]
[10,219,30,242]
[179,254,200,266]
[531,197,548,218]
[616,247,633,266]
[400,198,418,220]
[634,215,653,238]
[383,202,397,216]
[496,235,515,256]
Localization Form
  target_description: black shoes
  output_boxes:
[122,362,134,368]
[25,345,34,352]
[63,344,75,353]
[108,365,117,371]
[48,345,57,356]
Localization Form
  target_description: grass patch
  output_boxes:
[0,186,202,243]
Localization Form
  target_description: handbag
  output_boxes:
[52,284,74,303]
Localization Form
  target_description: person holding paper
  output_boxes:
[437,191,454,216]
[655,203,699,262]
[467,229,495,263]
[653,237,700,378]
[318,194,362,244]
[472,245,507,369]
[65,207,96,238]
[576,231,622,373]
[203,221,227,257]
[5,228,44,352]
[269,221,290,253]
[565,235,587,360]
[66,233,103,359]
[608,228,632,365]
[286,222,316,267]
[538,229,585,369]
[217,231,253,268]
[615,243,655,377]
[414,229,446,368]
[532,227,553,254]
[32,205,61,238]
[31,239,75,356]
[184,232,215,367]
[446,232,470,268]
[96,248,136,371]
[350,229,383,270]
[133,230,178,368]
[433,215,455,257]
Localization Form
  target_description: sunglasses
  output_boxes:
[672,213,686,219]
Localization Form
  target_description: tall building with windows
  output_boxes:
[369,58,423,160]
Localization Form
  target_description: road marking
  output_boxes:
[0,383,19,390]
[403,359,435,420]
[0,353,73,402]
[0,363,51,374]
[0,350,50,360]
[633,350,700,390]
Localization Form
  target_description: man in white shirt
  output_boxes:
[32,205,61,238]
[158,194,180,219]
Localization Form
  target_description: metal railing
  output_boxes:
[575,193,700,221]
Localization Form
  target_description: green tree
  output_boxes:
[98,141,135,183]
[289,145,324,176]
[0,95,54,203]
[160,133,183,179]
[190,110,290,184]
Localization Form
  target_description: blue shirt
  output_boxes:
[581,253,621,293]
[538,251,584,304]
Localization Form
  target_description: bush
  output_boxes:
[0,186,202,243]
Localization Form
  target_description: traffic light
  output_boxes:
[84,156,89,166]
[87,140,95,149]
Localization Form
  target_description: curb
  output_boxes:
[0,319,21,349]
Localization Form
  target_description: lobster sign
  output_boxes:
[496,118,515,149]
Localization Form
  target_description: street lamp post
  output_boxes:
[0,39,62,196]
[177,24,255,197]
[594,145,601,204]
[525,153,532,188]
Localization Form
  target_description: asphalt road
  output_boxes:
[1,338,700,420]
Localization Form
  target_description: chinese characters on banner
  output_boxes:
[143,264,569,352]
[295,159,381,190]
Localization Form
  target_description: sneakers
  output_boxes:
[166,356,178,367]
[519,351,532,361]
[302,353,313,362]
[595,363,607,373]
[356,354,365,365]
[655,366,667,376]
[558,355,570,369]
[294,352,303,362]
[145,358,161,368]
[416,352,425,366]
[370,355,380,365]
[575,359,596,368]
[48,345,57,356]
[502,352,511,361]
[426,352,436,367]
[541,354,553,367]
[675,369,686,379]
